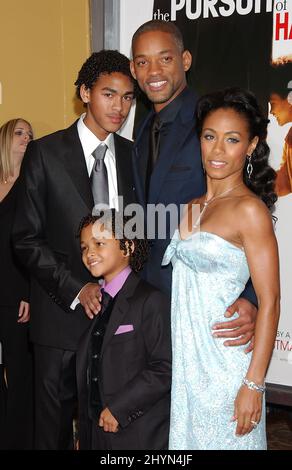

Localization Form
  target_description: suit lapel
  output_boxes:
[132,144,146,208]
[132,113,153,208]
[148,90,197,204]
[61,121,94,211]
[133,89,198,205]
[114,134,134,207]
[101,272,140,355]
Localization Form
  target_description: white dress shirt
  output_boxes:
[77,113,119,210]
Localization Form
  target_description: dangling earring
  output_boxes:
[246,155,253,179]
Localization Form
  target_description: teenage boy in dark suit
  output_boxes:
[13,50,137,449]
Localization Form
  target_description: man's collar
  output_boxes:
[154,86,189,124]
[77,113,115,157]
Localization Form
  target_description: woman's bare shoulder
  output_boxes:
[235,193,274,231]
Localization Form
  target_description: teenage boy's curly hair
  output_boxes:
[78,210,149,273]
[74,49,138,99]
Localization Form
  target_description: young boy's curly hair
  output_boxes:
[78,210,149,273]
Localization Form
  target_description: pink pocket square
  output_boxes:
[114,324,134,335]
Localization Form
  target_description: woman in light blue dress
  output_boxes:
[163,88,280,450]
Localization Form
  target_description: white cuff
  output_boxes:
[70,290,82,310]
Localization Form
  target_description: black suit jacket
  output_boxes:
[13,121,136,350]
[76,272,171,450]
[133,88,205,294]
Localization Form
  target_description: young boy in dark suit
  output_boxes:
[77,210,171,450]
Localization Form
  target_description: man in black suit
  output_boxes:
[13,50,136,449]
[130,20,257,350]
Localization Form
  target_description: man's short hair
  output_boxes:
[132,20,185,54]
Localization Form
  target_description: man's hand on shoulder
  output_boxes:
[78,283,101,319]
[212,297,257,353]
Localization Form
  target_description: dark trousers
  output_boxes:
[0,306,34,449]
[0,364,5,447]
[34,344,77,450]
[91,423,112,450]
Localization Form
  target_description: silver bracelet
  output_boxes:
[242,378,265,393]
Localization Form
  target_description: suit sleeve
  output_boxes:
[240,278,258,308]
[108,291,171,428]
[12,140,84,310]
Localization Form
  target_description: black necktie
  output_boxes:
[90,144,109,206]
[146,114,163,200]
[100,289,112,316]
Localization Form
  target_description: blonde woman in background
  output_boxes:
[0,118,34,449]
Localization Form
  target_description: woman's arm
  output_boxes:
[233,198,280,436]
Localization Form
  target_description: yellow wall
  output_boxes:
[0,0,90,138]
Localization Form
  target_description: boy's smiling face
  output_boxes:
[80,223,130,283]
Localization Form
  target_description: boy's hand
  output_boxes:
[78,283,101,319]
[99,407,119,433]
[18,300,30,323]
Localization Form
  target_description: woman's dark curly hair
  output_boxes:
[74,49,138,99]
[196,87,277,212]
[78,209,149,273]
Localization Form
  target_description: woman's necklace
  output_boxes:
[193,182,244,229]
[2,175,16,185]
